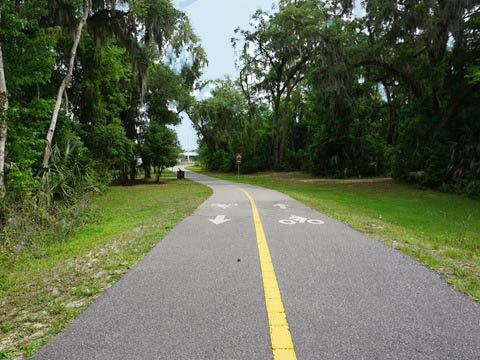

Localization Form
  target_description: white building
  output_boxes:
[179,152,198,162]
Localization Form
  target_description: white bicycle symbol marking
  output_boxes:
[279,215,325,225]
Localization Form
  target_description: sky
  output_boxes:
[172,0,275,151]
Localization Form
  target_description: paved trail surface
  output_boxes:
[34,169,480,359]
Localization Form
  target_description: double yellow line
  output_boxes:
[239,188,297,360]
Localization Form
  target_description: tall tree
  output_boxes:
[233,0,326,167]
[43,0,91,168]
[141,124,180,182]
[0,0,58,198]
[42,0,206,169]
[351,0,480,130]
[189,78,274,172]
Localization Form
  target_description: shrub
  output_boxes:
[465,180,480,198]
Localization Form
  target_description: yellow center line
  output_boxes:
[238,187,297,360]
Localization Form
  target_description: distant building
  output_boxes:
[179,151,198,162]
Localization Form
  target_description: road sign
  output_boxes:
[236,154,242,179]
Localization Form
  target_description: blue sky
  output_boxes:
[172,0,274,151]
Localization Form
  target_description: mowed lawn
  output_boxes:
[190,168,480,301]
[0,179,212,359]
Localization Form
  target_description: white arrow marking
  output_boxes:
[208,215,232,225]
[212,203,238,209]
[273,204,287,209]
[290,215,307,224]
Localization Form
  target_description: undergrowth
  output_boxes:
[0,179,211,359]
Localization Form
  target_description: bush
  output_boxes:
[465,180,480,198]
[1,132,108,257]
[0,193,97,257]
[40,133,106,204]
[308,134,385,177]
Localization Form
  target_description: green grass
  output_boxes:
[0,179,211,359]
[188,167,480,301]
[160,168,176,177]
[135,168,176,180]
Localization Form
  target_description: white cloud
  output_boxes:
[173,0,199,9]
[168,103,178,113]
[203,90,213,99]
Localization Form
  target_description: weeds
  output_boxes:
[1,140,109,263]
[0,194,97,261]
[0,179,211,358]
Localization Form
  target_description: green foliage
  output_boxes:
[5,123,43,196]
[196,0,479,197]
[140,123,181,181]
[0,192,94,253]
[41,131,105,204]
[0,0,205,257]
[146,63,190,125]
[233,0,328,167]
[190,79,272,173]
[0,0,59,95]
[1,0,59,199]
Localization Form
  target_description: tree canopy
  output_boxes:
[0,0,205,205]
[193,0,480,196]
[0,0,479,235]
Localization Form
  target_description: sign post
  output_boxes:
[236,154,242,179]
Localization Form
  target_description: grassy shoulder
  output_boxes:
[0,179,212,359]
[188,167,480,301]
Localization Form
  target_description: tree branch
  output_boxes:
[352,59,423,99]
[438,83,479,130]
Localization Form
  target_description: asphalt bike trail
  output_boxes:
[34,168,480,359]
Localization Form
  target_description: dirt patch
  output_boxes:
[245,171,304,178]
[243,172,392,184]
[298,177,392,184]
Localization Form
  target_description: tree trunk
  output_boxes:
[121,164,128,183]
[0,44,8,200]
[279,91,292,165]
[272,97,281,168]
[42,0,90,169]
[129,159,137,180]
[384,84,397,145]
[143,163,151,179]
[438,83,479,131]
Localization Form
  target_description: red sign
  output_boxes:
[236,154,242,164]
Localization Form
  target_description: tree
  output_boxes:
[349,0,480,128]
[146,63,192,126]
[70,35,135,180]
[139,62,193,177]
[233,0,326,167]
[0,44,7,200]
[346,0,480,187]
[1,0,60,199]
[43,0,91,169]
[42,0,206,169]
[189,78,272,172]
[141,124,180,182]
